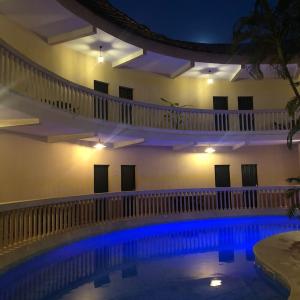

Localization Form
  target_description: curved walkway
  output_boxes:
[254,231,300,300]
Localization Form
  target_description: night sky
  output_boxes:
[109,0,276,44]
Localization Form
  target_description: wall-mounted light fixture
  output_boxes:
[97,46,104,63]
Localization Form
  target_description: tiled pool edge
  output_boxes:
[254,231,300,300]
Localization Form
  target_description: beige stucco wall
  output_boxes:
[0,132,298,203]
[0,15,295,110]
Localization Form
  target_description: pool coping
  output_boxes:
[254,230,300,300]
[0,209,288,274]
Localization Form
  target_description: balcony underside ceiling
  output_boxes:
[1,88,299,152]
[1,0,299,81]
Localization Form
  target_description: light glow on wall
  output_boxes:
[94,142,106,150]
[207,78,214,84]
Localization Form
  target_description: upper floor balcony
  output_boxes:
[1,39,299,146]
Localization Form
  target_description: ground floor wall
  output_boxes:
[0,132,299,203]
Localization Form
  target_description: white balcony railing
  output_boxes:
[0,186,299,253]
[0,39,298,132]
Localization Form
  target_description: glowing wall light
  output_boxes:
[207,78,214,84]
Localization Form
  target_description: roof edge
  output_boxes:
[57,0,248,64]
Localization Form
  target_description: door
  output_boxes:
[94,165,109,193]
[238,96,255,131]
[215,165,231,209]
[241,164,258,208]
[213,96,229,131]
[215,165,231,187]
[94,80,109,120]
[241,164,258,187]
[121,165,135,191]
[119,86,133,125]
[94,165,109,222]
[121,165,136,218]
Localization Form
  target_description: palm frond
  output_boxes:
[286,96,300,117]
[160,98,173,105]
[160,98,192,108]
[287,117,300,148]
[245,64,264,80]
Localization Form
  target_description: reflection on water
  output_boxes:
[0,216,299,300]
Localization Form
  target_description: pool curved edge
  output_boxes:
[0,209,287,275]
[254,231,300,300]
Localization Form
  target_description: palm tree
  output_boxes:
[232,0,300,147]
[287,177,300,217]
[232,0,300,216]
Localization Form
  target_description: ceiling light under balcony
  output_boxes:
[97,46,104,63]
[94,139,106,150]
[204,146,216,153]
[210,279,222,287]
[207,69,214,84]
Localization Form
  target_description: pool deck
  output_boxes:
[254,231,300,300]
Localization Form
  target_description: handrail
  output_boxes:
[0,39,298,132]
[0,186,299,252]
[0,186,296,212]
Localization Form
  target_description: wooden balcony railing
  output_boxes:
[0,186,299,253]
[0,39,298,132]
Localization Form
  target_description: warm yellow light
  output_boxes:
[207,78,214,84]
[210,279,222,287]
[204,147,216,153]
[94,142,106,150]
[97,55,104,63]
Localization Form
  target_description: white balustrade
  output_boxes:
[0,40,298,132]
[0,186,299,252]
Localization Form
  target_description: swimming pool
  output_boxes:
[0,216,299,300]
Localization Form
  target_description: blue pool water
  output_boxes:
[0,216,299,300]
